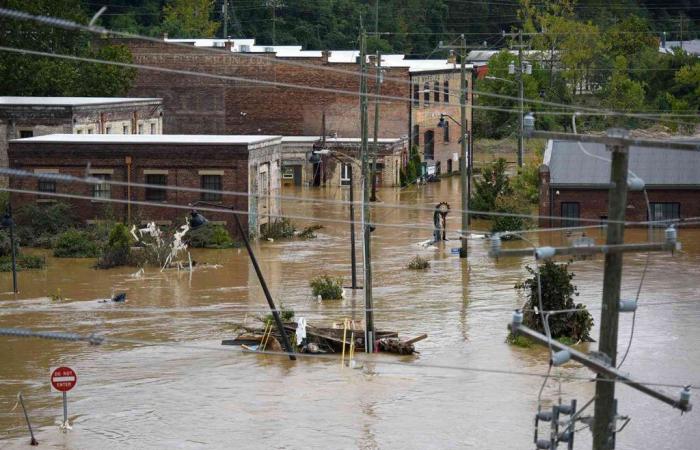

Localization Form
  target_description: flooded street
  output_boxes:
[1,176,699,449]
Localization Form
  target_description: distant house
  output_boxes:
[8,134,282,238]
[0,97,163,186]
[280,136,408,188]
[538,139,700,227]
[659,39,700,57]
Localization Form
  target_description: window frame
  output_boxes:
[200,174,223,201]
[443,80,449,103]
[561,202,581,227]
[145,174,168,202]
[412,83,419,106]
[92,174,111,199]
[433,81,440,103]
[649,202,680,223]
[443,120,450,142]
[423,82,430,105]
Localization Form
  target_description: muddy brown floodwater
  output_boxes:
[1,177,699,449]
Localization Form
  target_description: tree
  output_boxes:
[162,0,218,38]
[471,158,511,216]
[0,0,136,96]
[603,56,646,126]
[516,261,594,342]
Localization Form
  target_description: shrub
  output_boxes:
[15,202,76,247]
[491,193,530,237]
[298,224,322,240]
[471,158,511,216]
[310,274,344,300]
[263,304,295,325]
[0,254,46,271]
[96,223,133,269]
[261,218,296,240]
[52,229,100,258]
[186,223,236,248]
[407,255,430,270]
[514,261,594,342]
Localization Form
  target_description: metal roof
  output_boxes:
[0,97,161,106]
[11,134,281,146]
[544,139,700,187]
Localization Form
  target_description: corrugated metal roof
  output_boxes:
[547,139,700,187]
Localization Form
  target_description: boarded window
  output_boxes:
[145,174,167,201]
[201,175,223,201]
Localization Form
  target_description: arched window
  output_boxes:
[443,80,449,102]
[433,81,440,102]
[423,82,430,105]
[424,130,434,160]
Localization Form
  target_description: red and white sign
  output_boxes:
[50,367,77,392]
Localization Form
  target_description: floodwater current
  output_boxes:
[1,177,699,449]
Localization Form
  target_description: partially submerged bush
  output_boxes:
[310,274,344,300]
[52,230,100,258]
[261,218,296,240]
[407,255,430,270]
[263,304,295,325]
[16,202,76,247]
[0,254,46,271]
[513,261,594,342]
[298,224,323,240]
[186,223,236,248]
[96,223,133,269]
[491,193,530,237]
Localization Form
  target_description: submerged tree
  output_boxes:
[516,261,593,342]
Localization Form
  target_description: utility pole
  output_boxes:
[222,0,228,39]
[374,0,379,34]
[370,51,382,202]
[593,130,630,450]
[459,34,469,259]
[359,30,375,353]
[517,30,524,168]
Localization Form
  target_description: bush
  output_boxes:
[186,223,236,248]
[514,261,594,342]
[298,224,322,240]
[15,202,76,247]
[96,223,133,269]
[491,193,530,237]
[0,254,46,271]
[471,158,511,216]
[263,304,295,325]
[310,274,344,300]
[261,218,296,240]
[407,255,430,270]
[52,229,100,258]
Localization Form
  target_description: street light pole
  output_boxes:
[459,34,469,259]
[518,30,524,168]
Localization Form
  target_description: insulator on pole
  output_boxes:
[627,177,645,191]
[619,298,638,313]
[680,386,691,409]
[551,349,571,366]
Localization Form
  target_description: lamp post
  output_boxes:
[438,113,472,231]
[508,56,532,167]
[310,148,360,290]
[1,204,17,293]
[187,206,296,361]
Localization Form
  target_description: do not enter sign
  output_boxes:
[51,367,77,392]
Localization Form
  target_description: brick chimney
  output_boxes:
[224,40,232,51]
[321,50,331,64]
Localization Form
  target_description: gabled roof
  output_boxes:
[544,139,700,187]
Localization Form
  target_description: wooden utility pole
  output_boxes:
[359,30,375,353]
[593,131,630,450]
[459,35,469,258]
[517,30,524,168]
[370,51,381,202]
[222,0,228,39]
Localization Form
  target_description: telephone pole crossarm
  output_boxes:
[490,241,676,259]
[508,323,693,413]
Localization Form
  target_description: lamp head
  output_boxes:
[437,114,447,128]
[188,210,208,230]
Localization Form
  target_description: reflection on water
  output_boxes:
[1,177,699,449]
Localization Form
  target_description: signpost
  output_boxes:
[50,366,76,430]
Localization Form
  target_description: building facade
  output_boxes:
[8,134,282,237]
[117,39,473,172]
[539,139,700,227]
[0,97,163,185]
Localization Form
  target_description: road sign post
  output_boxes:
[50,366,77,430]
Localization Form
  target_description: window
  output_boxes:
[436,161,441,176]
[201,175,222,201]
[105,126,111,134]
[87,128,93,134]
[412,83,419,106]
[433,81,440,103]
[561,202,580,227]
[138,124,144,134]
[145,174,167,201]
[123,125,129,134]
[38,178,56,194]
[423,82,430,105]
[19,130,33,138]
[76,129,83,134]
[92,174,111,199]
[340,163,352,186]
[412,125,420,146]
[443,80,449,103]
[443,120,450,142]
[150,123,156,134]
[423,130,434,160]
[649,202,680,223]
[447,159,452,173]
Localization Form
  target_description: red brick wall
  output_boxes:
[8,142,252,236]
[121,40,410,138]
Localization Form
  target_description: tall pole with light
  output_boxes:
[1,203,17,294]
[438,112,471,230]
[508,46,532,168]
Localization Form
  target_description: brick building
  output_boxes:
[0,97,163,184]
[280,136,407,188]
[539,139,700,227]
[119,38,473,174]
[8,134,282,237]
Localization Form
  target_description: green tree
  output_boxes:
[471,158,511,215]
[603,56,646,126]
[162,0,218,38]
